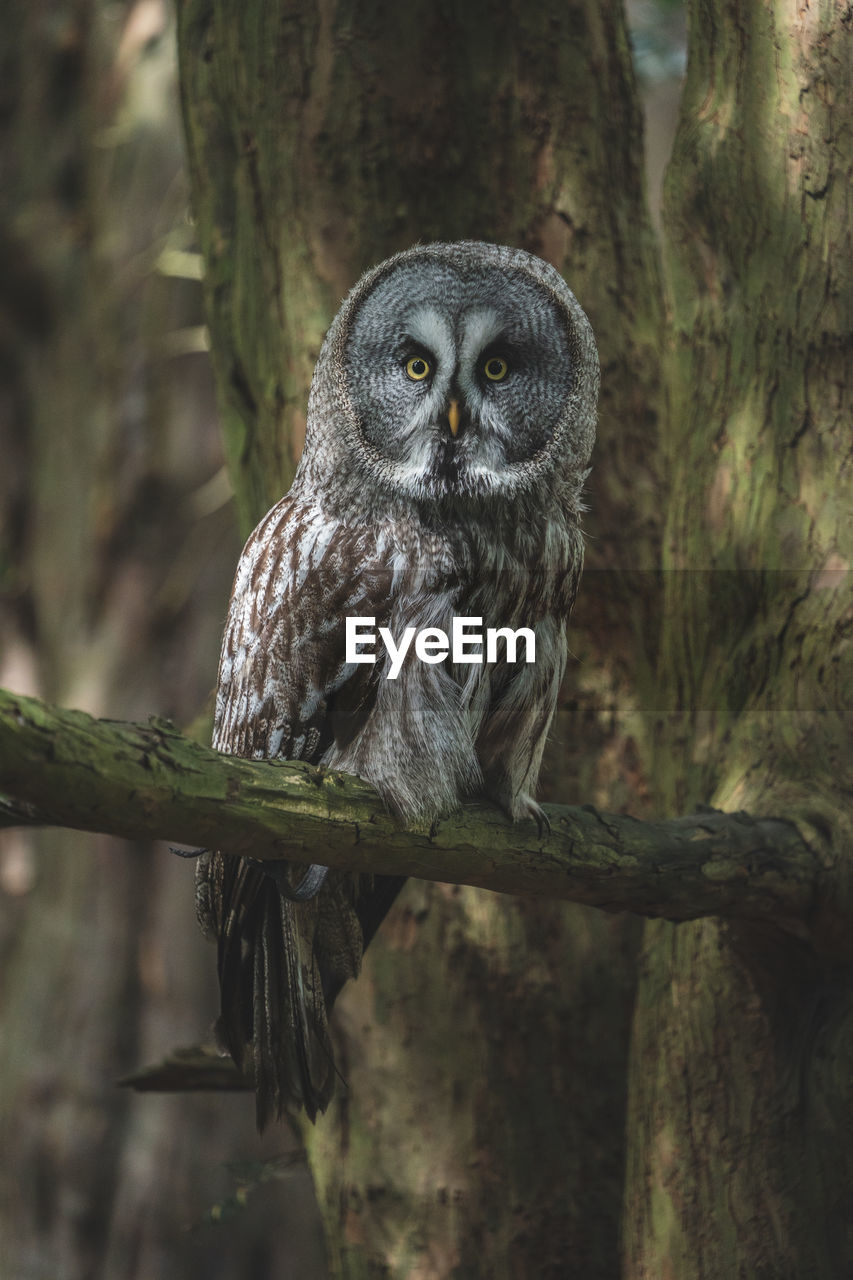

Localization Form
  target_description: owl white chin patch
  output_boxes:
[389,462,501,503]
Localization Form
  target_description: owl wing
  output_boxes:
[196,495,404,1127]
[476,550,582,823]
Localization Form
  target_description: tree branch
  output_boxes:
[0,686,818,923]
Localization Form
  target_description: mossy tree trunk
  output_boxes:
[177,1,664,1276]
[176,0,852,1275]
[623,3,853,1276]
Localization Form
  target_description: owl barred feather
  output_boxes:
[197,241,598,1126]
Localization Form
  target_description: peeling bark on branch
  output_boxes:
[0,686,818,926]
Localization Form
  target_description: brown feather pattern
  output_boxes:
[197,242,598,1126]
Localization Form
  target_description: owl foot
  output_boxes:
[501,793,551,838]
[487,788,552,838]
[519,797,551,840]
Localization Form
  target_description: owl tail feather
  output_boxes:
[251,886,336,1128]
[199,850,405,1129]
[210,857,336,1129]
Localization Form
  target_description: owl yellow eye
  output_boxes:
[405,356,431,381]
[483,356,509,382]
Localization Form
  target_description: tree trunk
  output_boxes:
[0,4,326,1276]
[177,1,665,1275]
[623,2,853,1275]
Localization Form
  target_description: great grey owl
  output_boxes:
[196,241,598,1128]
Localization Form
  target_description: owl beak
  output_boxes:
[447,399,461,438]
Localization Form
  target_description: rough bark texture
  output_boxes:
[0,686,820,922]
[623,2,853,1276]
[176,0,663,1275]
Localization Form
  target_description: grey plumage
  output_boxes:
[196,241,599,1127]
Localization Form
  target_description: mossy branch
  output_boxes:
[0,686,818,924]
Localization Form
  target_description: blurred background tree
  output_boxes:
[0,3,325,1275]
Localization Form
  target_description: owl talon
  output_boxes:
[515,797,551,839]
[533,807,552,840]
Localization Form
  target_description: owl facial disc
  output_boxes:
[329,243,594,505]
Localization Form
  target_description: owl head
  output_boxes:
[299,241,598,513]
